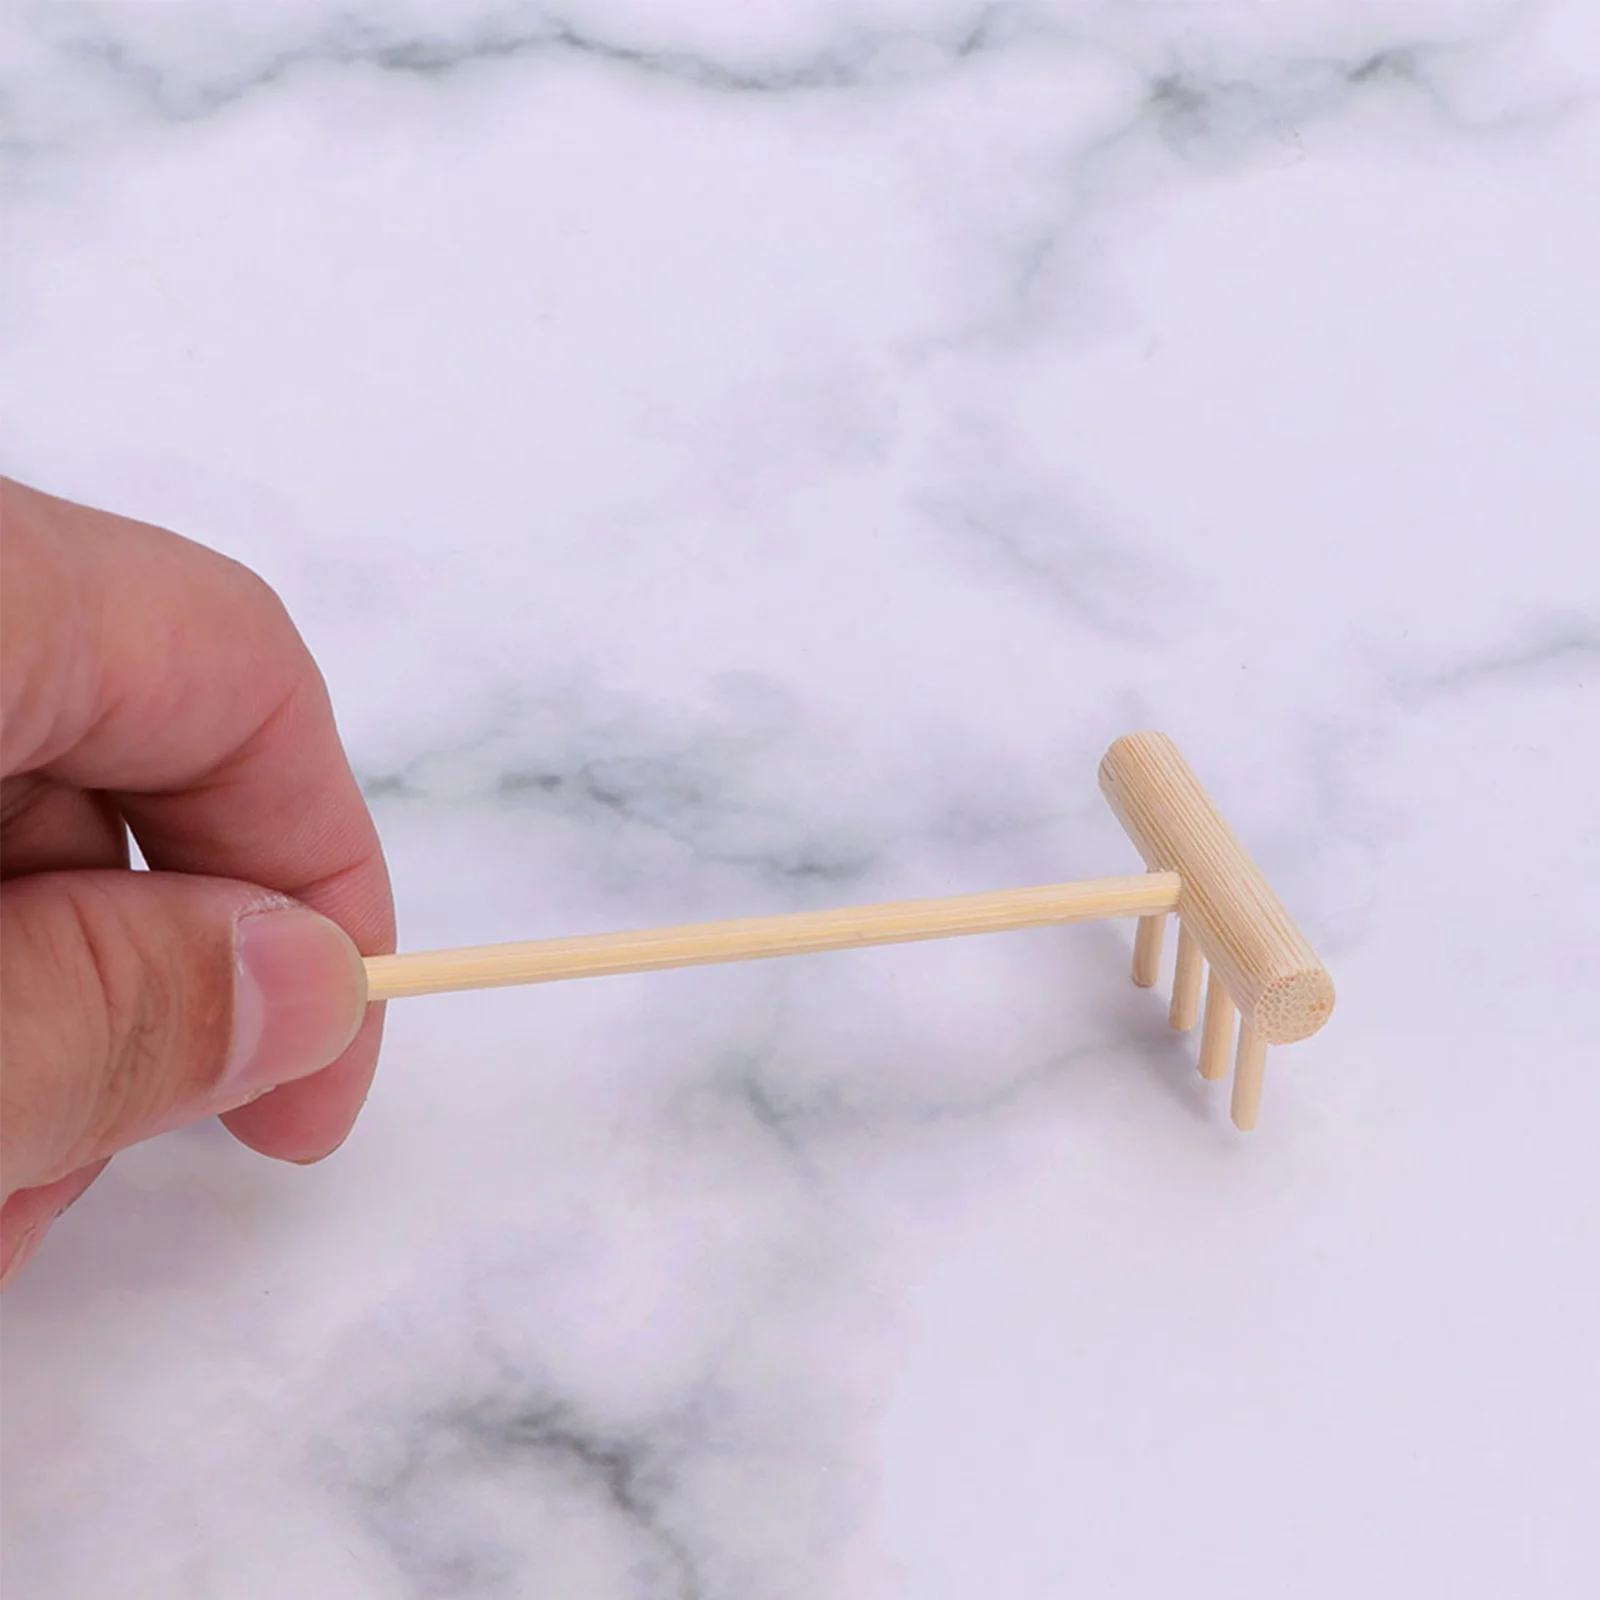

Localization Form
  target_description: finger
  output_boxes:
[217,1004,385,1158]
[0,868,368,1197]
[0,1161,108,1290]
[2,775,129,878]
[2,479,395,1161]
[0,480,389,918]
[0,783,373,1165]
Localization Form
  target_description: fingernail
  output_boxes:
[224,908,368,1098]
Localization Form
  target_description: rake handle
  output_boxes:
[362,873,1182,1001]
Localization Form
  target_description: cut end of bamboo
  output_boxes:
[1251,967,1336,1046]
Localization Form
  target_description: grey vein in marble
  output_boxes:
[1405,612,1600,698]
[1,0,1018,157]
[341,1389,704,1599]
[3,0,1568,165]
[357,687,884,887]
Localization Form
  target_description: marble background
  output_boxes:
[3,1,1597,1594]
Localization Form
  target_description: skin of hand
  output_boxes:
[0,478,395,1287]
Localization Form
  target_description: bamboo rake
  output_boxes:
[363,732,1333,1131]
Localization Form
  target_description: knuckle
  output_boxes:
[56,881,230,1155]
[66,885,177,1141]
[211,554,328,713]
[216,552,297,639]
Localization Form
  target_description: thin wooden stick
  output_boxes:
[1231,1020,1268,1131]
[1197,970,1236,1082]
[1131,906,1167,988]
[363,873,1182,1002]
[1169,921,1204,1031]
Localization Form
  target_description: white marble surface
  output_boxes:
[3,1,1598,1594]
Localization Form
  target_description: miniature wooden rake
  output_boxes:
[364,732,1333,1130]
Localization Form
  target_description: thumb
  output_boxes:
[0,869,368,1197]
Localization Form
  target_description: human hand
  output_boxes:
[1,478,395,1286]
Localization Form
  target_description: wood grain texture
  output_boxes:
[1099,731,1334,1045]
[1198,969,1236,1082]
[1169,921,1204,1031]
[1231,1020,1269,1131]
[364,873,1182,1001]
[1131,909,1167,987]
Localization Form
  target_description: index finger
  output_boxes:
[2,478,396,1160]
